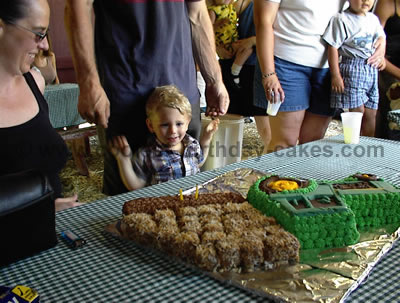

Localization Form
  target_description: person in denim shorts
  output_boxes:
[253,0,385,152]
[323,0,386,137]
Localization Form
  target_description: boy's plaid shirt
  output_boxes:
[132,134,204,186]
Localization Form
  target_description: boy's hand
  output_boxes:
[109,135,132,160]
[205,118,220,136]
[199,118,220,167]
[331,75,344,93]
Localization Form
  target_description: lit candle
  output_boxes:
[195,184,199,199]
[179,189,183,201]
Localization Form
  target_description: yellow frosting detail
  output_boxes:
[269,180,299,191]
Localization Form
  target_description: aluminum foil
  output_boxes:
[108,168,400,303]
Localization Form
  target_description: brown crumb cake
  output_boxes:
[121,192,300,272]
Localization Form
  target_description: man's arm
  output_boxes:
[64,0,110,128]
[187,0,229,117]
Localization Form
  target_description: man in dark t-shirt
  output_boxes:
[65,0,229,195]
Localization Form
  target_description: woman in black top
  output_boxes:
[0,0,81,211]
[376,0,400,78]
[375,0,400,138]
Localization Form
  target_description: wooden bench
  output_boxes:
[58,125,98,176]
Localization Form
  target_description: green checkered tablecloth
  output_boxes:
[388,109,400,129]
[44,84,85,129]
[1,136,399,302]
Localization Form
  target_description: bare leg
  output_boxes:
[268,111,305,151]
[254,116,271,154]
[349,106,364,113]
[299,112,332,144]
[233,47,253,67]
[348,105,375,136]
[361,108,377,137]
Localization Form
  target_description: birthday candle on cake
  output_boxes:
[179,189,183,201]
[195,184,199,199]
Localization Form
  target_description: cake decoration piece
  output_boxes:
[351,173,379,181]
[269,180,299,191]
[257,175,318,195]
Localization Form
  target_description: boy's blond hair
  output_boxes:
[146,85,192,120]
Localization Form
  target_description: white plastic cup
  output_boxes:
[340,112,363,144]
[266,91,282,116]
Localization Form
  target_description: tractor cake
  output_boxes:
[247,173,400,249]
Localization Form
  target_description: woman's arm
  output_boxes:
[375,0,400,79]
[374,0,394,27]
[207,8,216,24]
[30,68,46,93]
[385,60,400,80]
[253,0,283,103]
[234,0,251,14]
[55,194,82,212]
[367,36,386,69]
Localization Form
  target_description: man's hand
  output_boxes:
[205,81,229,117]
[78,84,110,128]
[187,0,230,117]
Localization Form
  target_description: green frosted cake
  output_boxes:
[247,174,400,249]
[326,174,400,228]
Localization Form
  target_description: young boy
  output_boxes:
[322,0,386,136]
[110,85,219,191]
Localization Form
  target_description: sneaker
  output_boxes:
[232,75,241,90]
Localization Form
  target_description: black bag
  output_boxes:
[0,170,57,266]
